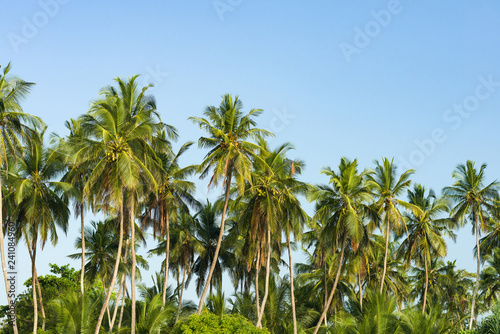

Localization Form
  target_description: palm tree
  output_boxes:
[189,94,271,313]
[397,184,456,314]
[9,128,70,334]
[192,200,234,296]
[50,290,100,334]
[141,140,198,306]
[479,248,500,308]
[309,157,372,334]
[71,76,161,334]
[237,141,308,329]
[366,157,414,293]
[0,63,42,334]
[443,160,499,330]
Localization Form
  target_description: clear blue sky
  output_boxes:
[1,1,500,306]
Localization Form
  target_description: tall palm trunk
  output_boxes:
[94,196,124,334]
[80,204,85,296]
[323,261,328,327]
[176,264,187,322]
[197,169,232,313]
[469,213,481,330]
[0,180,19,334]
[256,226,271,328]
[32,238,38,334]
[380,216,390,293]
[109,273,125,332]
[130,201,137,334]
[286,226,297,334]
[27,243,46,331]
[358,270,363,312]
[313,232,347,334]
[162,211,170,306]
[422,255,428,314]
[255,246,261,319]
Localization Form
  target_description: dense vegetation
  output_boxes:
[1,63,500,333]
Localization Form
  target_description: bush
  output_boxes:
[171,312,270,334]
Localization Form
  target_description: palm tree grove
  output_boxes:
[3,63,500,334]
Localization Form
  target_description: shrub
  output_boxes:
[171,312,270,334]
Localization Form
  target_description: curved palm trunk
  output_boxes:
[130,202,137,334]
[469,214,481,330]
[323,261,328,327]
[118,283,127,330]
[197,169,233,314]
[380,216,390,293]
[32,239,38,334]
[162,211,170,306]
[80,204,85,296]
[422,255,428,314]
[26,237,46,331]
[256,226,271,328]
[176,265,187,322]
[0,183,19,334]
[94,198,124,334]
[313,232,347,334]
[286,226,297,334]
[109,273,125,332]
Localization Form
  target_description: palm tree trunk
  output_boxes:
[162,211,170,306]
[94,196,125,334]
[469,214,481,330]
[26,238,46,331]
[130,201,137,334]
[197,169,233,314]
[313,232,347,334]
[358,270,363,312]
[256,226,271,328]
[422,255,428,314]
[109,273,125,332]
[323,261,328,327]
[32,238,38,334]
[380,216,390,293]
[118,283,127,330]
[176,265,187,322]
[0,183,19,334]
[80,204,85,296]
[255,246,261,319]
[286,226,297,334]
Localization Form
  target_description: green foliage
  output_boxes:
[171,312,270,334]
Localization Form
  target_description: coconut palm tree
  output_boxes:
[443,161,500,329]
[0,63,43,334]
[309,157,372,334]
[189,94,272,313]
[366,157,414,293]
[71,76,161,334]
[9,128,70,334]
[397,184,456,314]
[479,248,500,308]
[141,140,198,306]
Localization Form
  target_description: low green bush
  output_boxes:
[171,312,270,334]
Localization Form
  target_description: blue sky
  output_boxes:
[1,1,500,306]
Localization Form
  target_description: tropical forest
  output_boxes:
[1,63,500,334]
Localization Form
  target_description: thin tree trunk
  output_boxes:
[26,238,46,330]
[32,238,38,334]
[255,246,261,319]
[380,216,390,293]
[176,265,187,322]
[109,273,125,332]
[94,197,125,334]
[197,169,233,314]
[0,181,19,334]
[256,226,271,328]
[286,226,297,334]
[313,232,347,334]
[162,211,170,306]
[118,283,127,330]
[422,255,428,314]
[80,204,85,296]
[130,201,137,334]
[323,261,328,327]
[359,270,363,312]
[469,214,481,330]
